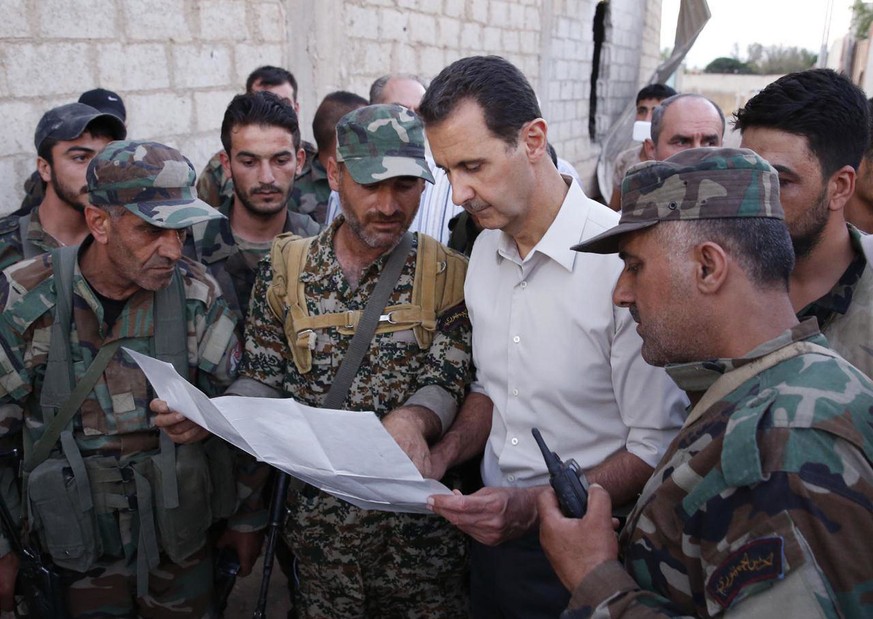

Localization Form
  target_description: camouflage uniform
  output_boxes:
[569,149,873,617]
[287,156,331,224]
[0,141,260,618]
[562,321,873,618]
[797,224,873,379]
[238,105,471,618]
[0,203,61,271]
[18,170,44,214]
[185,196,320,323]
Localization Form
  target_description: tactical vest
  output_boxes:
[265,232,467,374]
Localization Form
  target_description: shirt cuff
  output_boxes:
[568,560,637,611]
[404,384,458,434]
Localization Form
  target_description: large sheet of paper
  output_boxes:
[126,349,451,514]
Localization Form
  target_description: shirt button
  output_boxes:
[520,281,527,289]
[507,474,516,482]
[513,336,520,343]
[511,437,519,445]
[512,388,519,396]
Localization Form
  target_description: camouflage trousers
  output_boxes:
[284,489,469,618]
[59,544,214,618]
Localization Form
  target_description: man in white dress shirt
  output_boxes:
[419,55,687,619]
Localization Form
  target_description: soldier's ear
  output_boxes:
[693,241,728,294]
[643,139,656,161]
[84,205,111,244]
[37,156,52,183]
[327,157,340,191]
[219,151,231,177]
[296,147,306,173]
[826,164,855,213]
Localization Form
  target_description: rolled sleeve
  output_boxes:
[404,384,458,434]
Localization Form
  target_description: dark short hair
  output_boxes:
[37,116,122,165]
[220,91,301,154]
[369,73,426,105]
[650,93,725,145]
[312,90,368,153]
[245,65,298,101]
[636,83,676,105]
[659,217,795,290]
[734,69,869,177]
[418,55,541,147]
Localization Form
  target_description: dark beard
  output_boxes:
[50,172,87,212]
[790,186,829,260]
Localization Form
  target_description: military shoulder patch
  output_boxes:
[438,302,469,332]
[707,536,784,608]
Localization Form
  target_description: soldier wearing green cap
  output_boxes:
[539,147,873,618]
[222,103,472,616]
[0,140,264,616]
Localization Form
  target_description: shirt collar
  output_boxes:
[495,177,588,272]
[796,223,867,325]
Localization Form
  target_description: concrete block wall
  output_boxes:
[0,0,662,214]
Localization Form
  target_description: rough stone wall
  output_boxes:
[0,0,661,214]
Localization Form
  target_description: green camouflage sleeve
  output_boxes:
[195,153,233,209]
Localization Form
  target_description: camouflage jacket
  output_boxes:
[184,197,320,323]
[798,224,873,379]
[287,156,330,224]
[0,247,246,555]
[19,170,44,214]
[195,141,320,215]
[0,204,61,271]
[564,320,873,618]
[239,217,472,420]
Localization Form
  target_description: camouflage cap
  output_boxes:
[34,102,126,152]
[87,140,224,229]
[572,147,784,254]
[335,103,434,184]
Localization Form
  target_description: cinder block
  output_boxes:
[443,0,464,19]
[233,43,285,84]
[194,89,239,133]
[38,0,117,38]
[524,6,541,30]
[199,0,249,41]
[346,5,379,40]
[253,2,286,43]
[0,0,31,38]
[4,43,94,97]
[408,13,436,45]
[177,133,222,176]
[0,101,41,158]
[172,44,232,89]
[460,23,483,51]
[438,17,460,49]
[482,26,500,52]
[0,156,33,216]
[419,47,446,79]
[489,1,509,27]
[470,1,487,24]
[121,0,193,42]
[502,30,520,53]
[126,92,193,138]
[380,9,408,42]
[96,42,170,91]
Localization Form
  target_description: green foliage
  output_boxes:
[853,1,873,39]
[703,45,817,75]
[704,57,755,74]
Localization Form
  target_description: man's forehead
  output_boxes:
[254,81,296,103]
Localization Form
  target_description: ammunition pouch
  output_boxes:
[26,456,101,573]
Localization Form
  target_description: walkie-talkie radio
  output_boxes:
[531,427,588,518]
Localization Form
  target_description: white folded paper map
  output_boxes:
[125,348,451,514]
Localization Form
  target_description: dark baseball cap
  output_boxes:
[78,88,127,123]
[34,102,126,152]
[572,147,784,254]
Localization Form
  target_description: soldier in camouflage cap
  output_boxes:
[335,103,434,185]
[209,99,472,616]
[88,140,224,230]
[0,138,266,615]
[540,147,873,617]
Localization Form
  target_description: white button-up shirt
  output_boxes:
[467,179,687,488]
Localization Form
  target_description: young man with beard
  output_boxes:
[0,103,126,270]
[186,91,320,323]
[540,147,873,618]
[735,68,873,378]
